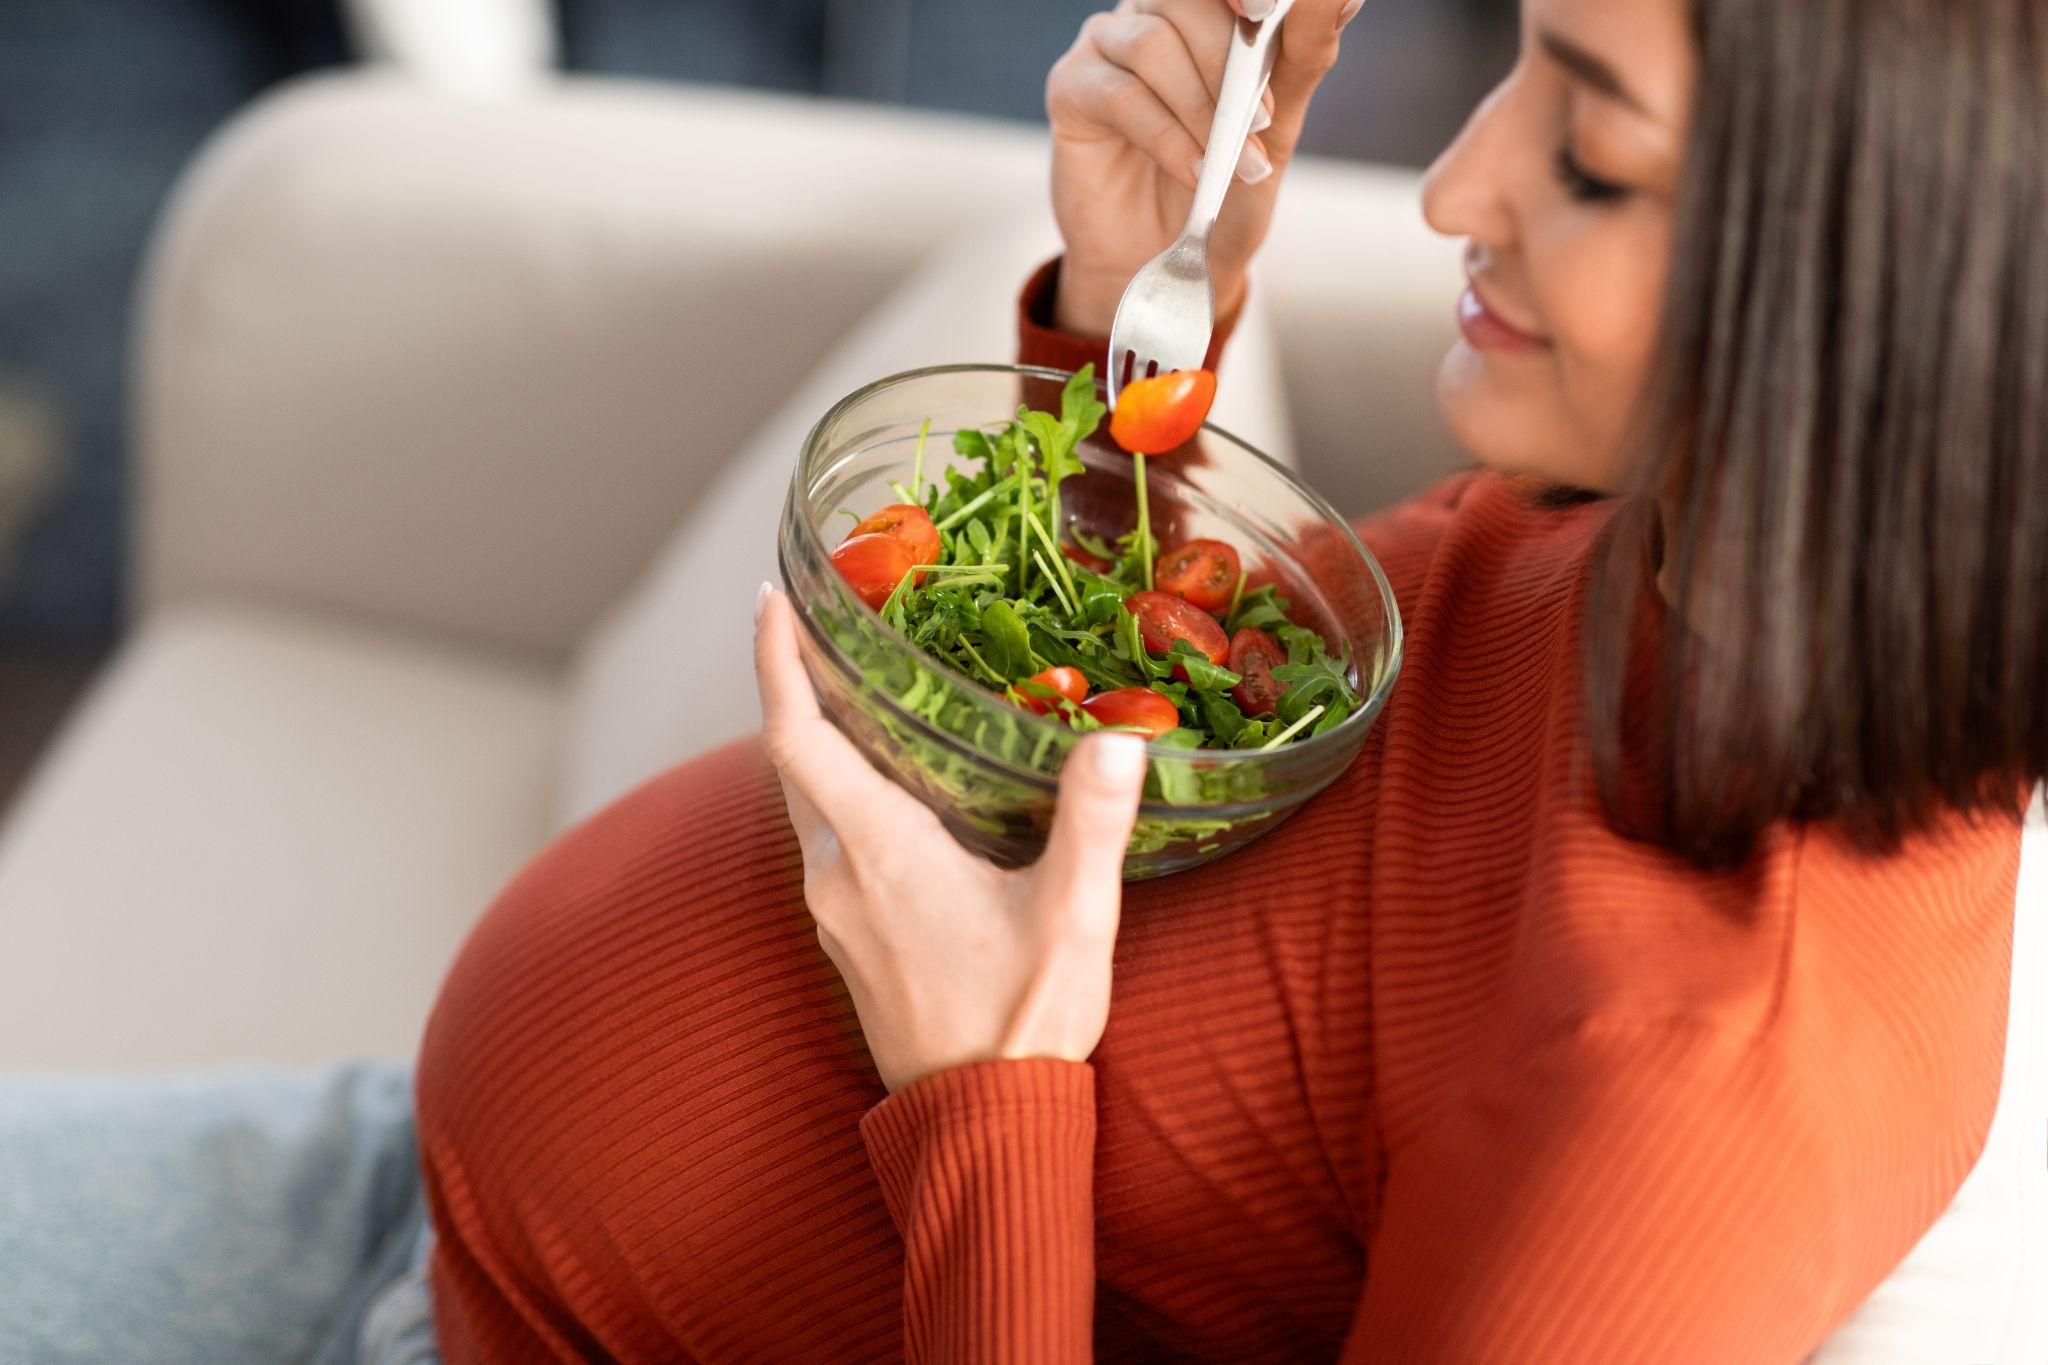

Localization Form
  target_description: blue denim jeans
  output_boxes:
[0,1063,438,1364]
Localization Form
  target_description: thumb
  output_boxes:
[1038,733,1149,900]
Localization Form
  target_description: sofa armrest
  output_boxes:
[134,72,1051,659]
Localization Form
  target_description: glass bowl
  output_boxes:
[777,364,1403,880]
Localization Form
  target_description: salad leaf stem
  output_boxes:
[1033,549,1079,617]
[880,568,915,620]
[1017,449,1035,598]
[1133,452,1155,590]
[1227,568,1247,623]
[911,417,932,503]
[1022,508,1079,608]
[914,563,1011,576]
[954,637,1008,687]
[1260,705,1328,751]
[935,475,1020,532]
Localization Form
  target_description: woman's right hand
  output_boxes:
[1047,0,1366,338]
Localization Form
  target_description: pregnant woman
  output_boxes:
[411,0,2044,1360]
[4,0,2038,1362]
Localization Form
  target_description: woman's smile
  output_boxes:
[1457,279,1551,354]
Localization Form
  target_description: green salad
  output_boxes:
[826,365,1366,761]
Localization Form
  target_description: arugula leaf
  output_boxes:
[1145,727,1205,802]
[953,428,997,464]
[1112,606,1175,681]
[1226,583,1292,635]
[1022,411,1083,487]
[980,600,1034,680]
[1077,575,1125,628]
[1198,693,1252,745]
[1167,639,1244,693]
[1061,365,1108,446]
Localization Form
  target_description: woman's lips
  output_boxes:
[1458,285,1550,354]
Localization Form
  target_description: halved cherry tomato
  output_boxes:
[1081,687,1180,738]
[1155,538,1242,613]
[850,503,940,583]
[1011,666,1089,716]
[1125,589,1229,680]
[1227,626,1288,717]
[830,533,914,612]
[1109,369,1218,454]
[1061,541,1114,574]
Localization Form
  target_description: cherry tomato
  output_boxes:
[1081,687,1180,738]
[1125,589,1229,680]
[1154,538,1242,613]
[1011,666,1089,716]
[830,533,914,612]
[1227,626,1288,717]
[850,503,940,583]
[1109,369,1218,454]
[1061,541,1114,574]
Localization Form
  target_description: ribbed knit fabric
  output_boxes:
[414,263,2022,1363]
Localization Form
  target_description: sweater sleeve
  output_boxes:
[1339,1018,1923,1364]
[861,1058,1099,1364]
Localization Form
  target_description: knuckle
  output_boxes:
[802,862,857,923]
[1102,68,1151,120]
[1126,14,1174,64]
[760,722,805,773]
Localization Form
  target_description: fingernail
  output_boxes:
[1235,140,1273,185]
[1243,0,1276,19]
[755,581,774,624]
[1251,103,1273,134]
[1092,734,1148,785]
[1339,0,1366,27]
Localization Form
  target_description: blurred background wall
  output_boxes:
[0,0,1514,795]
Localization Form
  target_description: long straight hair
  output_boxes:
[1587,0,2048,867]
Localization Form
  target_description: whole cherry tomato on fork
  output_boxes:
[830,533,915,612]
[850,504,941,584]
[1155,539,1242,613]
[1081,687,1181,738]
[1109,369,1218,454]
[1011,666,1090,716]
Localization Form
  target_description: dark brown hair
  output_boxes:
[1588,0,2048,866]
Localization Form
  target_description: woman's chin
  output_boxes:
[1434,344,1626,492]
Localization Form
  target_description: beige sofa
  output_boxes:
[0,72,2037,1360]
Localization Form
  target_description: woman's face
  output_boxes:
[1423,0,1696,493]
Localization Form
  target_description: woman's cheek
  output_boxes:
[1542,221,1673,487]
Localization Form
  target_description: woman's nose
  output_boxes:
[1422,79,1519,252]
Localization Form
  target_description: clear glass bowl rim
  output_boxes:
[784,361,1407,772]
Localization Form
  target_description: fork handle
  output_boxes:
[1185,0,1300,239]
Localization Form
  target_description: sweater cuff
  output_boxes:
[861,1058,1097,1363]
[1017,257,1243,377]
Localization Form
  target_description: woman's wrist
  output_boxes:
[1052,258,1127,338]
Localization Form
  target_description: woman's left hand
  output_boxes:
[753,586,1150,1094]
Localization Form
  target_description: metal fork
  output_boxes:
[1106,0,1300,407]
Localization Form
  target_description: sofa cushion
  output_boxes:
[554,216,1297,827]
[0,607,562,1070]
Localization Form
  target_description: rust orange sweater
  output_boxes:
[416,264,2020,1363]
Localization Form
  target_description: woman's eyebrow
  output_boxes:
[1539,28,1654,117]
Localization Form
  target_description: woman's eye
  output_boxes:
[1554,146,1631,205]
